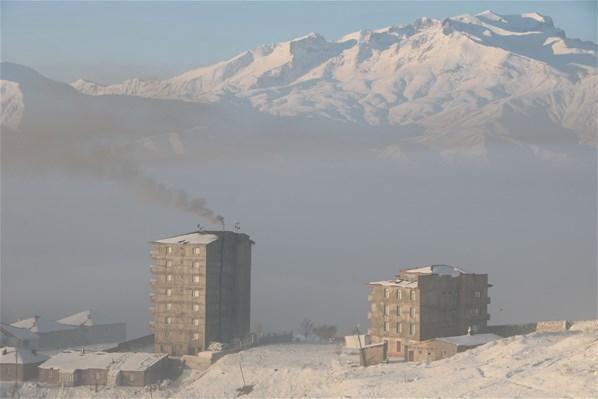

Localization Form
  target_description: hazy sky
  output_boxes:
[2,1,597,84]
[1,1,596,339]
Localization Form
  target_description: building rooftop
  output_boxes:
[152,231,220,245]
[401,264,466,277]
[0,347,49,365]
[58,310,118,327]
[11,316,76,333]
[435,333,502,347]
[0,322,38,341]
[39,350,167,372]
[368,279,418,288]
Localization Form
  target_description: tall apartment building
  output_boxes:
[150,230,253,356]
[368,265,490,361]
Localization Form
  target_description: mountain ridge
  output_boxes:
[2,11,597,160]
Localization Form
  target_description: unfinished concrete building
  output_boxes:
[368,265,490,361]
[150,230,253,356]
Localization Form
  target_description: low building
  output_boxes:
[0,347,49,382]
[57,310,126,345]
[11,316,81,349]
[38,350,170,386]
[410,332,502,362]
[0,323,39,349]
[368,264,491,360]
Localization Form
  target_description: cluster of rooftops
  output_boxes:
[3,310,118,336]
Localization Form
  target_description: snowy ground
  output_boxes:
[11,321,598,398]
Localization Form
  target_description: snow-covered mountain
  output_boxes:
[2,11,596,160]
[71,11,597,156]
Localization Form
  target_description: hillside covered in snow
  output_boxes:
[11,321,598,398]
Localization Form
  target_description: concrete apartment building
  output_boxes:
[368,265,490,361]
[150,230,253,356]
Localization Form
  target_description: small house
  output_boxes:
[39,350,170,387]
[0,346,49,382]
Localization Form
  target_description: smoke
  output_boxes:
[63,144,225,227]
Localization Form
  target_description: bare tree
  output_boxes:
[300,318,314,341]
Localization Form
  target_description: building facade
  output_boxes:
[368,265,490,360]
[150,230,253,356]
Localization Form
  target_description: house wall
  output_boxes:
[0,363,40,382]
[409,340,458,362]
[419,273,490,340]
[38,367,60,384]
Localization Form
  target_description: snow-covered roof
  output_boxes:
[0,322,38,340]
[0,347,49,364]
[153,231,219,245]
[39,350,167,372]
[435,333,502,347]
[368,279,418,288]
[11,317,76,333]
[57,310,117,327]
[402,264,466,277]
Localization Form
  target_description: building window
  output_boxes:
[166,317,172,324]
[370,303,376,312]
[166,303,172,310]
[194,247,201,255]
[166,274,172,281]
[410,324,416,335]
[193,304,200,312]
[396,322,401,333]
[396,305,401,316]
[384,304,390,315]
[472,307,480,315]
[384,321,390,332]
[193,275,200,283]
[193,333,200,340]
[193,261,200,269]
[166,260,172,267]
[410,307,416,318]
[384,288,390,298]
[473,290,481,298]
[166,289,172,296]
[410,290,416,301]
[193,289,200,297]
[396,341,401,352]
[193,318,200,326]
[166,246,173,254]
